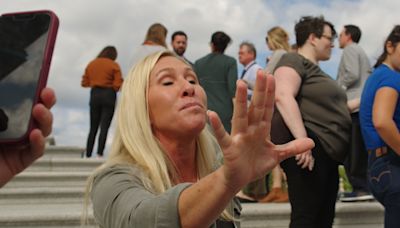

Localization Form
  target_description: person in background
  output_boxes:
[130,23,168,66]
[84,50,314,227]
[236,41,266,202]
[171,31,193,65]
[259,26,291,203]
[238,41,263,101]
[273,16,351,227]
[81,46,123,158]
[336,24,373,202]
[290,43,298,53]
[265,26,291,73]
[0,88,55,187]
[194,31,237,133]
[359,25,400,228]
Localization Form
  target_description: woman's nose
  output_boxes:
[182,80,195,97]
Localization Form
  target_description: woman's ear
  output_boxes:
[386,41,394,54]
[309,33,317,46]
[210,43,215,52]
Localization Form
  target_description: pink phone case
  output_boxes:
[0,10,59,145]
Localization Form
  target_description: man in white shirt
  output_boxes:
[238,42,263,100]
[237,41,266,202]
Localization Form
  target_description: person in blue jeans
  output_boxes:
[359,25,400,228]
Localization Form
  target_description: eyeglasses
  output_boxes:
[265,37,269,43]
[321,34,335,44]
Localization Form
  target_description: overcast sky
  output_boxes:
[2,0,399,155]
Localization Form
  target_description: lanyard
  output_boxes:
[240,62,256,79]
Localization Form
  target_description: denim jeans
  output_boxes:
[368,148,400,228]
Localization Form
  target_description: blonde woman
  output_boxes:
[84,50,313,228]
[259,26,291,203]
[265,26,291,73]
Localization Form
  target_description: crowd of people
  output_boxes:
[1,14,399,228]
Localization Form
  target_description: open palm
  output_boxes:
[208,71,314,190]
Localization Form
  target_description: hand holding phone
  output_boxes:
[0,10,59,145]
[0,87,55,187]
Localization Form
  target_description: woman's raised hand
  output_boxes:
[208,70,314,191]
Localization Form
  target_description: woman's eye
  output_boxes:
[187,75,197,84]
[162,81,173,86]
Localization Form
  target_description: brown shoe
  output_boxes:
[272,191,289,203]
[258,188,280,203]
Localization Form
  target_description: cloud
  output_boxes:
[1,0,399,154]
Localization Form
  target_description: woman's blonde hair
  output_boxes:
[267,26,290,51]
[83,50,229,224]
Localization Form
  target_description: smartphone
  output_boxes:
[0,10,59,145]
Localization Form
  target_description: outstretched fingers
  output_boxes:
[207,111,231,149]
[263,74,275,126]
[231,80,249,135]
[248,70,268,125]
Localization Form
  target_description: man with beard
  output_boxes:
[171,31,193,65]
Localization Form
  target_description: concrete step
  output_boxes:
[334,202,384,228]
[3,171,92,188]
[0,145,384,227]
[0,203,96,228]
[241,202,384,228]
[26,157,104,172]
[0,202,383,228]
[241,203,290,228]
[0,187,85,204]
[43,146,85,158]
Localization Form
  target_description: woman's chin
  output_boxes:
[182,120,207,136]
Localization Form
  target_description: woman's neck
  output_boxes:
[382,61,394,70]
[298,47,318,65]
[156,134,198,183]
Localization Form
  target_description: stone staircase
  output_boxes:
[242,202,384,228]
[0,146,385,227]
[0,146,100,228]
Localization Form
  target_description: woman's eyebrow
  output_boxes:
[155,68,174,78]
[184,67,195,74]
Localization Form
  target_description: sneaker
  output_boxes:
[340,191,374,202]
